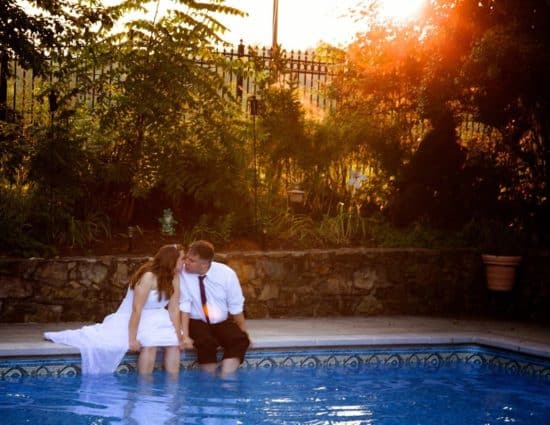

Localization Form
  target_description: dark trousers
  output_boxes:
[189,318,250,364]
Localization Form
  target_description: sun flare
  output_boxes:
[102,0,427,50]
[377,0,427,23]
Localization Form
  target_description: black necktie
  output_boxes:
[198,275,210,324]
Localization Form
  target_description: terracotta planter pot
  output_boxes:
[481,255,522,291]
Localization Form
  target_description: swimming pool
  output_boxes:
[1,345,550,424]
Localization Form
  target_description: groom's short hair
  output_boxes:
[188,240,215,262]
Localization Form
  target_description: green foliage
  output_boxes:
[1,116,112,252]
[158,101,249,213]
[308,103,405,217]
[255,81,309,199]
[0,180,109,255]
[3,0,549,255]
[183,213,235,247]
[0,0,111,76]
[258,84,306,160]
[0,114,109,254]
[339,0,549,242]
[386,112,471,228]
[365,216,463,249]
[318,202,368,246]
[0,121,29,182]
[63,213,111,248]
[29,124,88,194]
[260,208,320,249]
[0,184,44,256]
[460,218,529,255]
[461,19,550,216]
[80,1,249,222]
[0,0,259,256]
[257,208,469,250]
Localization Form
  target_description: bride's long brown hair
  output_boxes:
[130,244,183,300]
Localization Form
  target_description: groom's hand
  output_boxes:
[180,336,194,350]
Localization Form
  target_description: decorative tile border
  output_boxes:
[239,345,550,381]
[1,345,549,381]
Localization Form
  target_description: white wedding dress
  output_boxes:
[44,288,179,374]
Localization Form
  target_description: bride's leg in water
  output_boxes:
[163,346,180,377]
[138,347,157,375]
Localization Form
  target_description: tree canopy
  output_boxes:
[335,0,550,232]
[1,0,549,255]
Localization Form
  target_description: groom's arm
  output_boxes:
[179,312,194,349]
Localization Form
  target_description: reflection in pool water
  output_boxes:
[1,348,550,424]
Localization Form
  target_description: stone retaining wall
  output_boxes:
[0,248,548,323]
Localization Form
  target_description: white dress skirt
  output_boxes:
[44,288,179,374]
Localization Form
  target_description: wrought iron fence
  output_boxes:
[223,44,338,113]
[0,43,497,147]
[0,43,339,124]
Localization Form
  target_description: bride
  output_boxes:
[44,244,184,375]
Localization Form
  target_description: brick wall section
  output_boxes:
[0,248,548,323]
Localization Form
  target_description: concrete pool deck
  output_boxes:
[1,316,549,359]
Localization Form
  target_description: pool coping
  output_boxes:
[1,317,549,359]
[1,334,547,359]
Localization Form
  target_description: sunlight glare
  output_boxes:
[100,0,365,50]
[223,0,361,50]
[377,0,427,23]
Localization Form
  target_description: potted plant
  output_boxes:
[481,254,522,291]
[477,219,526,291]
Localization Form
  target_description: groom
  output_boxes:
[179,240,250,375]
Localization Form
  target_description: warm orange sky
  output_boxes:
[102,0,427,50]
[217,0,427,49]
[220,0,362,49]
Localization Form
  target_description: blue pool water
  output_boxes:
[1,347,550,424]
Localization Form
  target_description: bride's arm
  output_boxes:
[128,272,153,351]
[168,275,182,346]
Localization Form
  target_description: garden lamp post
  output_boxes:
[248,95,259,233]
[47,89,58,241]
[0,53,8,121]
[48,90,58,126]
[288,187,306,205]
[288,186,306,214]
[272,0,279,51]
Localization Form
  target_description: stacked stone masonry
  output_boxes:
[0,248,548,323]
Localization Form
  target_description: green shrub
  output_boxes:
[0,185,54,256]
[318,202,368,246]
[460,218,529,255]
[365,215,466,248]
[183,213,235,247]
[62,213,111,248]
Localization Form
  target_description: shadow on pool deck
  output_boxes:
[1,316,549,359]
